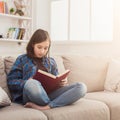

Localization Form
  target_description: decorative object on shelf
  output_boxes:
[9,8,15,14]
[14,0,26,16]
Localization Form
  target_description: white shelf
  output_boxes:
[0,38,28,43]
[0,13,32,20]
[0,0,32,44]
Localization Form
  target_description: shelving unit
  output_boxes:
[0,0,33,44]
[0,13,32,20]
[0,38,28,43]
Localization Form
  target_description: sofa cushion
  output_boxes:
[85,91,120,120]
[0,57,10,96]
[4,55,66,75]
[62,55,109,92]
[0,103,47,120]
[43,98,109,120]
[0,87,11,107]
[104,59,120,92]
[4,56,16,75]
[51,55,66,74]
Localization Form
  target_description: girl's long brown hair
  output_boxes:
[26,29,51,58]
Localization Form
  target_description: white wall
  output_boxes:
[0,42,26,57]
[50,0,120,57]
[35,0,50,32]
[1,0,120,57]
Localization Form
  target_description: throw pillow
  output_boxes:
[0,57,7,90]
[4,56,16,75]
[0,57,11,98]
[62,55,109,92]
[0,87,11,107]
[52,55,66,73]
[104,59,120,92]
[52,55,68,82]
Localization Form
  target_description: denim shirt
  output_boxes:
[7,54,59,103]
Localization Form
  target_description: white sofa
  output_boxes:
[0,55,120,120]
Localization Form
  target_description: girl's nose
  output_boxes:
[40,49,45,53]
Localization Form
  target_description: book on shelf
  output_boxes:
[14,28,20,39]
[33,69,70,94]
[6,27,15,39]
[0,1,8,14]
[4,2,8,14]
[17,28,25,40]
[0,1,4,13]
[6,27,25,40]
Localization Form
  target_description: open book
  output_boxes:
[33,69,70,94]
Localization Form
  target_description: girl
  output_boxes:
[7,29,87,110]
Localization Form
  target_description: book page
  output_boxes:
[38,69,56,79]
[37,69,70,79]
[57,69,70,77]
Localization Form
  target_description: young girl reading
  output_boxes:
[7,29,87,110]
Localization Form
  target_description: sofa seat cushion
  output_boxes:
[42,98,109,120]
[62,55,109,92]
[85,91,120,120]
[0,103,47,120]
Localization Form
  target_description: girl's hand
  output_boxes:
[59,79,69,87]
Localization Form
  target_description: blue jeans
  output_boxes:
[23,79,87,108]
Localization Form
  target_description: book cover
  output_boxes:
[17,28,25,40]
[6,27,15,39]
[14,28,20,39]
[0,1,4,13]
[33,69,70,94]
[4,2,8,14]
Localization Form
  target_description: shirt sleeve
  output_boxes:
[50,57,59,76]
[7,56,27,93]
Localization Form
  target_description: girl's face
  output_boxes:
[33,40,50,58]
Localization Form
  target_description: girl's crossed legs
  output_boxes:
[23,79,87,110]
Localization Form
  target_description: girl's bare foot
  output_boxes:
[24,102,51,110]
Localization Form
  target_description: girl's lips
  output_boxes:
[37,54,44,58]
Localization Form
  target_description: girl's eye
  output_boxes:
[44,47,49,50]
[37,46,42,49]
